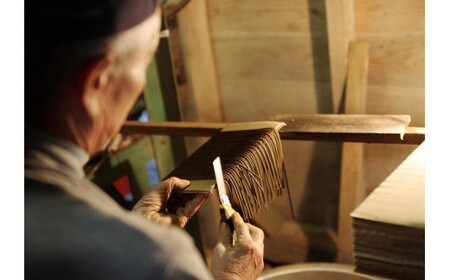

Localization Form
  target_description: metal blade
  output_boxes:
[213,157,227,199]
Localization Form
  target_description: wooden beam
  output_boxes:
[273,114,424,144]
[121,120,226,137]
[177,0,224,123]
[325,0,356,112]
[278,127,424,145]
[121,116,425,145]
[337,42,370,263]
[175,2,224,265]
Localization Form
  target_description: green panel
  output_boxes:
[144,60,178,178]
[89,138,154,198]
[146,61,168,122]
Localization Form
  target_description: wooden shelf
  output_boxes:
[121,114,424,145]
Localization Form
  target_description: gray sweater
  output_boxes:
[25,129,213,279]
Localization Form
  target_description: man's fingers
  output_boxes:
[150,177,190,195]
[167,208,188,228]
[230,212,251,240]
[167,177,191,191]
[247,223,265,244]
[218,222,233,247]
[150,212,174,226]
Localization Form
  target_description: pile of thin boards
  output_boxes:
[166,121,289,221]
[351,144,425,280]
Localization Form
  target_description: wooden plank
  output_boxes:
[208,0,312,33]
[279,126,424,144]
[343,43,370,113]
[208,0,330,118]
[354,0,425,34]
[213,32,317,84]
[272,114,415,141]
[365,84,425,127]
[325,0,356,113]
[360,34,424,88]
[337,42,370,262]
[121,120,226,137]
[176,1,224,266]
[121,115,425,144]
[177,0,224,123]
[354,0,425,131]
[218,77,321,122]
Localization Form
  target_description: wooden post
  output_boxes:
[176,0,224,267]
[325,0,355,113]
[177,0,224,123]
[337,42,370,263]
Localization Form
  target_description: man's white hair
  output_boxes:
[74,13,159,66]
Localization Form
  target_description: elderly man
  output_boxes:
[25,0,264,279]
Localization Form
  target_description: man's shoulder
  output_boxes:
[25,179,210,279]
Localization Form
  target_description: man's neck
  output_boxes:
[26,110,92,155]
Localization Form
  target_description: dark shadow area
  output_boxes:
[294,0,343,260]
[307,0,333,114]
[297,141,342,227]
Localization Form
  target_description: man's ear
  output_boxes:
[75,56,113,118]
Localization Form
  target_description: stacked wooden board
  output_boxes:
[351,144,425,279]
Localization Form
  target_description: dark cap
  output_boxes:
[26,0,161,43]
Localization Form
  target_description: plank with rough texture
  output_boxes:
[121,116,425,144]
[208,0,312,33]
[272,114,424,144]
[121,120,226,137]
[325,0,355,113]
[272,114,410,135]
[177,0,224,123]
[354,0,425,34]
[176,0,224,266]
[337,42,370,262]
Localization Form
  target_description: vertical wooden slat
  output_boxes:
[337,42,370,263]
[325,0,356,113]
[177,0,224,123]
[175,0,224,267]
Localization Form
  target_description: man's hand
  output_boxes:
[132,177,208,228]
[211,212,264,280]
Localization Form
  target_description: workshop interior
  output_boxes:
[26,0,426,279]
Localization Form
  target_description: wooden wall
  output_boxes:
[355,0,425,195]
[207,0,338,230]
[176,0,424,262]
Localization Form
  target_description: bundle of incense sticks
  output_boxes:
[165,122,290,221]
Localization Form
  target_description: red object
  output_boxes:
[112,175,131,197]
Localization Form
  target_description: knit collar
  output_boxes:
[25,128,89,180]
